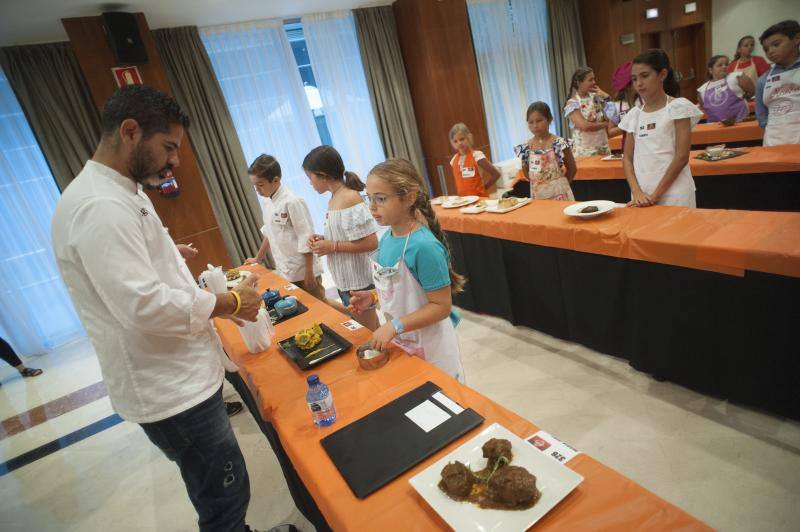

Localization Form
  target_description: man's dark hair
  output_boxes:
[248,154,282,183]
[100,85,190,139]
[759,20,800,44]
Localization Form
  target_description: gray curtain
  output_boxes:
[546,0,587,137]
[0,42,101,191]
[354,6,426,178]
[153,26,265,266]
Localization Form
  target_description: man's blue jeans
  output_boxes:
[140,386,250,532]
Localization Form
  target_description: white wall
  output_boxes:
[712,0,799,57]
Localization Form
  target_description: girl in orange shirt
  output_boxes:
[448,123,500,197]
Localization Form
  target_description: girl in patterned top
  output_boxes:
[564,67,614,157]
[304,145,380,330]
[514,102,577,201]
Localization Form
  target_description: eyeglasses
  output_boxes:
[361,192,405,206]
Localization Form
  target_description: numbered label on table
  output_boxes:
[341,320,364,331]
[526,430,581,464]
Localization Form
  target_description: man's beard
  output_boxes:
[129,143,171,187]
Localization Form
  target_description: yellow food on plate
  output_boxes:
[295,323,324,350]
[226,269,241,281]
[497,197,519,209]
[475,200,487,208]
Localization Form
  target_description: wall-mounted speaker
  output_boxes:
[102,12,148,65]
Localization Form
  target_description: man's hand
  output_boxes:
[233,273,261,321]
[177,243,198,259]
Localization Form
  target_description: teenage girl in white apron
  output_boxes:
[620,49,703,207]
[347,159,465,381]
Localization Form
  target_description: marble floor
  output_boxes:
[1,308,799,531]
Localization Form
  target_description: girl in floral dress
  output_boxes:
[514,102,577,201]
[563,67,613,157]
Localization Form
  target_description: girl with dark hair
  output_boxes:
[513,101,577,200]
[619,49,702,207]
[729,35,770,87]
[563,67,613,157]
[303,145,380,330]
[696,55,753,124]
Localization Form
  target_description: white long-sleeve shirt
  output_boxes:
[52,160,225,423]
[259,184,322,282]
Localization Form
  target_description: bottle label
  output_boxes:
[308,394,333,414]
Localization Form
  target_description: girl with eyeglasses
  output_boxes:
[348,159,466,381]
[303,145,380,330]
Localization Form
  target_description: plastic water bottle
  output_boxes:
[306,374,336,427]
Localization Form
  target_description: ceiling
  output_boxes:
[0,0,393,46]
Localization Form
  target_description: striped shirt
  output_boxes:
[324,202,377,291]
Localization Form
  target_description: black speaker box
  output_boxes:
[102,12,148,65]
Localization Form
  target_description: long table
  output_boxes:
[571,145,800,211]
[215,266,710,531]
[608,119,763,151]
[436,203,800,420]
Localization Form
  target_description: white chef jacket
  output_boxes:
[52,160,226,423]
[259,185,322,282]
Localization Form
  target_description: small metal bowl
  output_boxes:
[356,343,389,370]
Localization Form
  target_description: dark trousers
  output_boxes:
[0,337,23,368]
[140,386,250,532]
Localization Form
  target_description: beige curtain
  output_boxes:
[353,6,426,178]
[0,42,101,191]
[153,26,266,266]
[546,0,587,137]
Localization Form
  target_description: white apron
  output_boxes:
[370,231,464,381]
[632,98,697,207]
[762,64,800,146]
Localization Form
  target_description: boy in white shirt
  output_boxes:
[244,155,325,301]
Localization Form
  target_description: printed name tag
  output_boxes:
[341,320,363,331]
[461,166,476,178]
[526,430,581,464]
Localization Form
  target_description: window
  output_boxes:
[284,20,333,146]
[0,67,84,354]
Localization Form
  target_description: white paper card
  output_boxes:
[284,283,298,291]
[526,430,581,464]
[432,391,464,415]
[341,320,364,331]
[405,400,451,433]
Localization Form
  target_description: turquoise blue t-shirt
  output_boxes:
[377,226,461,327]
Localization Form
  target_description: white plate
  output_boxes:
[563,200,618,219]
[460,203,488,214]
[409,423,583,532]
[442,196,480,209]
[601,154,623,161]
[486,197,531,214]
[225,269,252,288]
[432,195,459,206]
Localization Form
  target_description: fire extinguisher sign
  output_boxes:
[112,66,143,88]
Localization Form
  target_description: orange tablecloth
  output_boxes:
[574,145,800,181]
[609,119,763,150]
[436,202,800,278]
[216,266,710,531]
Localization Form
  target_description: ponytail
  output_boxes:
[664,68,679,97]
[343,170,365,192]
[368,158,467,294]
[413,194,466,294]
